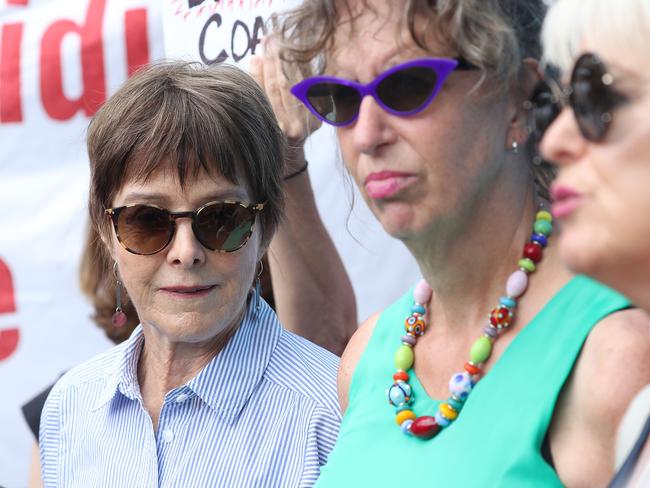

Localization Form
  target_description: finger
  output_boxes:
[262,38,289,123]
[271,39,295,116]
[267,37,318,139]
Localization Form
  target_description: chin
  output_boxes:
[380,220,423,242]
[150,312,227,344]
[558,223,621,285]
[373,203,428,241]
[556,223,596,272]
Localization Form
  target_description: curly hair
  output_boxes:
[274,0,545,87]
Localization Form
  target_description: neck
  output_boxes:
[596,262,650,316]
[406,177,540,331]
[137,310,243,430]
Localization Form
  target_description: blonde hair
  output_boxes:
[543,0,650,73]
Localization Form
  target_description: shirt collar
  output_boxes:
[93,296,282,424]
[187,297,282,423]
[93,325,145,410]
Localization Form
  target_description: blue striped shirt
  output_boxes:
[39,298,341,487]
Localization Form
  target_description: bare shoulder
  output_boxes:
[578,308,650,417]
[552,308,650,487]
[337,312,381,414]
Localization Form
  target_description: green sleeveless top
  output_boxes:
[316,276,630,487]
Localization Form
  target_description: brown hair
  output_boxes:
[274,0,554,196]
[79,225,139,343]
[87,61,286,250]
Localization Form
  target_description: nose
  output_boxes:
[539,107,587,167]
[349,95,396,155]
[166,219,206,268]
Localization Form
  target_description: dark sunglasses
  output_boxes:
[528,53,625,143]
[105,200,265,255]
[290,57,477,127]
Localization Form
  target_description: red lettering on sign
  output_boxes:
[39,0,107,120]
[0,23,23,123]
[0,258,19,362]
[1,2,151,124]
[0,329,19,361]
[124,8,149,76]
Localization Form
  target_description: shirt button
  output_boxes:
[176,393,189,403]
[163,428,174,443]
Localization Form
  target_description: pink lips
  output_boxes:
[160,284,216,298]
[550,185,583,219]
[364,171,417,200]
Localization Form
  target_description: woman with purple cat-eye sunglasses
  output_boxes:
[291,57,476,126]
[251,0,650,486]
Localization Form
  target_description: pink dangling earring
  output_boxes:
[112,261,127,328]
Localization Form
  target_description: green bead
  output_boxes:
[394,345,414,370]
[534,219,553,236]
[518,258,536,273]
[448,397,464,411]
[470,336,493,364]
[536,210,553,222]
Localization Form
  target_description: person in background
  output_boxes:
[539,1,650,486]
[253,0,650,485]
[39,61,340,487]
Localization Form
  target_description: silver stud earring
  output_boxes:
[511,141,519,154]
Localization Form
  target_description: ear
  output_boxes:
[507,58,544,148]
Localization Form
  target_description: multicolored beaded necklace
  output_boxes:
[387,210,553,439]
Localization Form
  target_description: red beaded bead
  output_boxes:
[393,370,409,382]
[410,416,440,439]
[523,243,543,263]
[489,306,512,328]
[464,362,481,375]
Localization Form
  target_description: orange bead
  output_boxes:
[396,410,416,425]
[464,362,481,375]
[404,314,426,336]
[393,370,409,382]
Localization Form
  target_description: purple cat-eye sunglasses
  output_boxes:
[290,57,476,127]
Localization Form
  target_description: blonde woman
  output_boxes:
[540,1,650,486]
